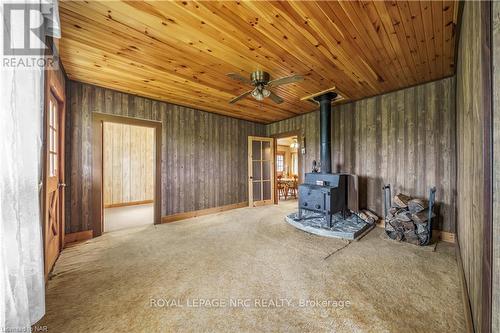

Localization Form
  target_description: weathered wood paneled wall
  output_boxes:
[492,2,499,332]
[103,123,155,206]
[267,77,456,232]
[456,2,492,332]
[331,78,456,232]
[65,81,265,233]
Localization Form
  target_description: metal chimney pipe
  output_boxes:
[314,92,337,174]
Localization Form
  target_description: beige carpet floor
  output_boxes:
[39,201,465,332]
[104,203,154,232]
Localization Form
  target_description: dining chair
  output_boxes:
[288,175,298,199]
[277,175,286,199]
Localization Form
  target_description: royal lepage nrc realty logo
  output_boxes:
[2,2,57,69]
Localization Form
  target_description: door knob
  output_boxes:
[58,183,67,188]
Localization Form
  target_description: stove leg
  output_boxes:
[326,213,333,228]
[298,208,303,220]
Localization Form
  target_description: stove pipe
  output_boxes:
[314,92,337,174]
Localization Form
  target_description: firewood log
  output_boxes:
[393,193,411,208]
[357,211,374,224]
[408,199,428,214]
[363,209,379,222]
[416,223,428,235]
[396,210,412,222]
[401,220,416,231]
[387,230,404,241]
[404,233,421,245]
[411,211,436,224]
[385,220,395,232]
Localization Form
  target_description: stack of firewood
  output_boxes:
[356,209,379,225]
[385,193,435,245]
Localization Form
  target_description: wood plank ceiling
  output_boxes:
[59,0,459,123]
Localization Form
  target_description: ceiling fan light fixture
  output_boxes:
[262,88,271,98]
[251,88,264,101]
[227,71,304,104]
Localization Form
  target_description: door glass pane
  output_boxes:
[253,182,262,201]
[53,128,57,152]
[49,153,57,177]
[49,100,54,126]
[49,129,54,151]
[262,141,271,160]
[52,102,57,129]
[48,93,58,177]
[252,140,261,160]
[49,154,53,176]
[262,161,271,180]
[252,161,262,181]
[263,181,271,200]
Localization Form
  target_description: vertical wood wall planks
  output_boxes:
[266,77,456,232]
[66,81,265,233]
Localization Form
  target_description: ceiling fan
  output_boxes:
[227,70,303,104]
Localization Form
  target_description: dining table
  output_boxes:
[278,177,298,200]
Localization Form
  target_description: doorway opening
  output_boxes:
[102,122,155,232]
[273,133,301,204]
[92,114,162,237]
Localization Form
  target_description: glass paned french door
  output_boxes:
[248,136,274,206]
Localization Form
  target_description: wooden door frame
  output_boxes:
[91,113,162,237]
[248,136,275,207]
[270,130,303,204]
[42,69,66,276]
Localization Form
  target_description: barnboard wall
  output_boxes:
[65,81,265,233]
[492,1,499,332]
[103,123,155,207]
[456,1,492,332]
[266,77,456,232]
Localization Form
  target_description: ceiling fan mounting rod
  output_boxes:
[251,70,270,85]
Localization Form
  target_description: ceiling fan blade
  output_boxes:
[227,73,252,85]
[268,75,304,88]
[268,91,284,104]
[229,90,253,104]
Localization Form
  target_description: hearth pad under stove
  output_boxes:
[285,210,374,240]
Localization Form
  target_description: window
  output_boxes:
[291,153,298,175]
[276,154,284,172]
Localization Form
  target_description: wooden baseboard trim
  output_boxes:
[456,242,474,333]
[104,199,154,208]
[376,220,456,243]
[64,230,93,247]
[435,230,456,243]
[161,202,248,224]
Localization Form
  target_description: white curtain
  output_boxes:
[0,0,60,330]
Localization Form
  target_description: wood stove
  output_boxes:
[298,173,348,228]
[297,92,349,228]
